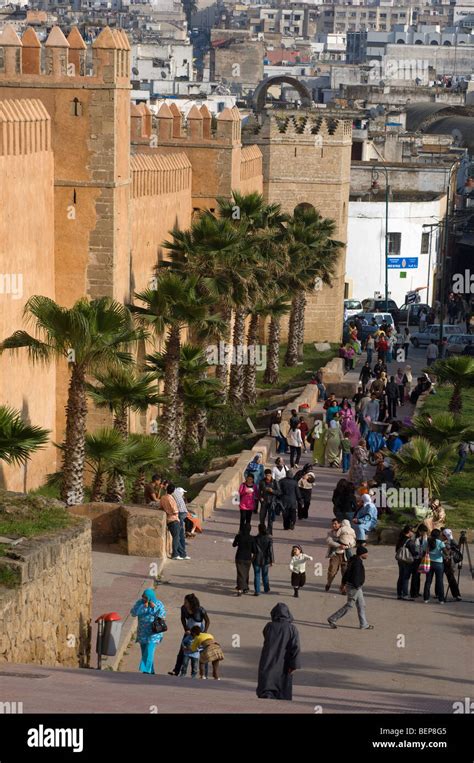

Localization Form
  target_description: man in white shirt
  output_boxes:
[426,340,439,366]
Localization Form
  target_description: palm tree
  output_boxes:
[86,368,161,437]
[428,355,474,413]
[85,429,128,502]
[0,296,141,504]
[387,437,454,498]
[0,405,49,467]
[182,377,223,452]
[261,295,292,385]
[163,212,255,403]
[411,411,474,448]
[146,344,222,452]
[132,277,223,457]
[284,206,342,366]
[218,192,288,404]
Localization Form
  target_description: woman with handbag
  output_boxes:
[130,588,166,674]
[395,526,417,600]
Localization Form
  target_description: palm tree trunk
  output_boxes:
[175,396,185,462]
[61,366,87,505]
[263,315,281,385]
[297,292,307,361]
[113,405,128,437]
[449,384,462,414]
[215,304,232,401]
[229,306,246,407]
[131,469,145,504]
[243,312,259,404]
[160,324,181,458]
[184,414,200,455]
[90,469,104,502]
[197,408,207,448]
[107,405,127,500]
[285,296,300,367]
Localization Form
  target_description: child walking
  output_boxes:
[189,625,224,680]
[180,632,199,678]
[290,545,313,598]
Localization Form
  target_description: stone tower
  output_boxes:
[0,24,132,307]
[0,24,132,437]
[243,109,353,343]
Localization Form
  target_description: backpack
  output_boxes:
[451,544,463,565]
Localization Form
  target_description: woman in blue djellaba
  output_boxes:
[130,588,166,674]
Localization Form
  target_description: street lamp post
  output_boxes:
[371,165,390,313]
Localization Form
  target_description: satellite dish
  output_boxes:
[376,104,385,115]
[348,99,354,107]
[451,128,463,145]
[132,67,139,76]
[161,71,167,78]
[369,107,377,118]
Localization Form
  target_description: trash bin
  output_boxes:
[95,612,122,669]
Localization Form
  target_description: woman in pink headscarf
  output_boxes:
[339,398,361,448]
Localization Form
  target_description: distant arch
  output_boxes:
[253,75,312,112]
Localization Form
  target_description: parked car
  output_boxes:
[410,324,463,348]
[397,303,431,326]
[362,298,398,317]
[462,344,474,357]
[344,299,363,319]
[445,334,474,356]
[343,312,395,343]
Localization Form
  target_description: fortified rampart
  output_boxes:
[244,110,353,343]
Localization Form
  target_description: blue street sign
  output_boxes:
[387,257,418,269]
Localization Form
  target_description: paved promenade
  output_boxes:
[1,346,471,713]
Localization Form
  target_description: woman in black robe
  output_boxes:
[256,603,301,700]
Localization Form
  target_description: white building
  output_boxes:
[346,192,446,306]
[132,42,194,93]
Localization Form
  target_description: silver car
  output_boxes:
[411,324,463,348]
[446,334,474,356]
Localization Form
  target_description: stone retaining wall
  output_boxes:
[0,518,92,667]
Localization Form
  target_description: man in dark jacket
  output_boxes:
[386,375,399,419]
[359,362,373,390]
[252,524,274,595]
[327,546,374,630]
[278,470,301,530]
[232,525,254,596]
[259,470,280,535]
[256,603,301,700]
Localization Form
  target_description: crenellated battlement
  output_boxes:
[0,24,130,85]
[130,152,191,199]
[0,97,50,155]
[154,102,241,146]
[245,111,353,143]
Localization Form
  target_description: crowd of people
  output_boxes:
[126,327,468,701]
